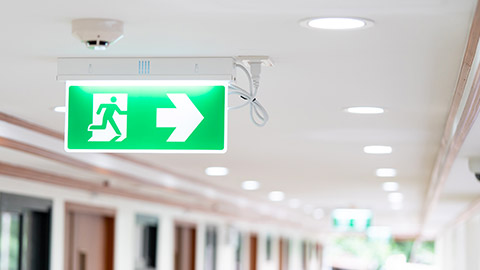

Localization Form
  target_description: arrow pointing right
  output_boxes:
[156,93,204,142]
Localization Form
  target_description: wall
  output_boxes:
[0,175,322,270]
[435,209,480,270]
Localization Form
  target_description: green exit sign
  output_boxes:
[332,209,372,232]
[65,81,227,153]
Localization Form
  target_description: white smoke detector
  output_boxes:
[72,18,124,50]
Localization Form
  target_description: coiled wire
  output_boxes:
[228,64,269,127]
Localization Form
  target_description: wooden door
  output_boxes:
[174,223,197,270]
[249,234,257,270]
[279,238,288,270]
[65,203,115,270]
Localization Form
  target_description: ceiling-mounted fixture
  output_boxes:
[242,180,260,190]
[467,157,480,181]
[72,18,124,50]
[376,168,397,177]
[301,17,374,30]
[268,191,285,202]
[345,107,385,114]
[332,208,372,232]
[53,106,66,113]
[364,145,392,154]
[205,167,229,176]
[57,57,271,153]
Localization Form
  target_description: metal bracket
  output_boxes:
[236,56,274,67]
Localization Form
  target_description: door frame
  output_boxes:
[64,202,116,270]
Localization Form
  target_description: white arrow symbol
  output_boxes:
[156,93,204,142]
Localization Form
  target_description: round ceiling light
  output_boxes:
[345,107,385,114]
[242,180,260,191]
[376,168,397,177]
[364,145,393,154]
[205,167,229,176]
[268,191,285,202]
[301,17,374,30]
[53,106,66,113]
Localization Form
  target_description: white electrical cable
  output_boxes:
[229,64,269,127]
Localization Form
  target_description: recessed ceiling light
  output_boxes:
[302,17,374,30]
[242,180,260,191]
[364,145,392,154]
[388,192,404,203]
[345,107,385,114]
[205,167,229,176]
[53,106,66,113]
[382,182,399,192]
[268,191,285,202]
[313,208,325,220]
[376,168,397,177]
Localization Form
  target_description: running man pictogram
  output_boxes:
[88,94,128,142]
[89,96,127,135]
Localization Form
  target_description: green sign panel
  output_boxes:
[65,82,227,153]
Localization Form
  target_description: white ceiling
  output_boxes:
[0,0,477,237]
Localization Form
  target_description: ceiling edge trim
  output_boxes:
[0,161,310,233]
[421,0,480,238]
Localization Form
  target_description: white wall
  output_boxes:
[435,209,480,270]
[0,175,323,270]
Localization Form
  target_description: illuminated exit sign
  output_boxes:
[65,81,227,153]
[332,209,372,232]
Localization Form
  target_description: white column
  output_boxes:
[257,233,265,270]
[50,197,65,270]
[196,223,206,270]
[114,206,134,270]
[217,224,233,270]
[158,215,174,270]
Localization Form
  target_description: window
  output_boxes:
[0,193,52,270]
[204,225,217,270]
[135,215,159,270]
[266,235,272,261]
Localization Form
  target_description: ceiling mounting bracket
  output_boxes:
[235,56,274,67]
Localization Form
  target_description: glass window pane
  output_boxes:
[1,212,21,270]
[135,215,158,270]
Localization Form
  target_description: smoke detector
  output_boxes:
[72,18,124,50]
